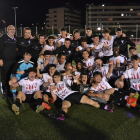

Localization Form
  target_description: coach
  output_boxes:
[113,28,136,58]
[0,25,17,99]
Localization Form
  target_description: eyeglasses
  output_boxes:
[8,29,15,30]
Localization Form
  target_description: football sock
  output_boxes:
[12,89,17,94]
[36,98,42,106]
[15,98,21,108]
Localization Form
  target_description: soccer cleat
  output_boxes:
[126,92,139,107]
[48,113,65,121]
[42,102,51,110]
[107,102,114,113]
[12,104,20,115]
[36,105,44,113]
[49,98,54,104]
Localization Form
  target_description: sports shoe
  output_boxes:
[107,102,114,113]
[36,105,44,113]
[48,113,65,121]
[12,104,20,115]
[49,98,54,104]
[126,92,139,107]
[42,102,51,110]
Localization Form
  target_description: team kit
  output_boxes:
[0,25,139,121]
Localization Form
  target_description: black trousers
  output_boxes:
[1,59,16,93]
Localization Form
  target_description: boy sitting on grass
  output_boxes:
[9,68,44,115]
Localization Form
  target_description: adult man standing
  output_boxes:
[0,25,17,99]
[113,28,136,58]
[16,27,33,61]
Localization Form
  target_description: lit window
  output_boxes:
[121,13,124,16]
[130,9,133,11]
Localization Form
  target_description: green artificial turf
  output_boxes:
[0,45,140,140]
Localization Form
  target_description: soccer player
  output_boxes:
[55,52,66,72]
[0,25,17,99]
[37,50,57,73]
[30,34,45,67]
[85,27,93,45]
[55,28,70,47]
[9,68,44,115]
[48,71,114,121]
[10,51,34,100]
[113,28,136,58]
[53,38,75,62]
[41,36,55,54]
[37,64,56,110]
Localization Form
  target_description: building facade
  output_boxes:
[46,6,82,32]
[86,5,140,33]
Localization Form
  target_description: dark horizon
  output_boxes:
[0,0,140,28]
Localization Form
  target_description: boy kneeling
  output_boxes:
[9,68,44,115]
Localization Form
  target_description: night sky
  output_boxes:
[0,0,140,28]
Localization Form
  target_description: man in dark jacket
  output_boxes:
[0,25,17,99]
[113,28,136,58]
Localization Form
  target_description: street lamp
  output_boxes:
[12,7,18,29]
[97,27,101,30]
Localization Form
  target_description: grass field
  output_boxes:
[0,45,140,140]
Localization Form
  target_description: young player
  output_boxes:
[41,36,55,54]
[9,68,44,115]
[85,27,93,45]
[37,50,57,73]
[48,71,114,121]
[55,28,70,47]
[37,64,56,110]
[10,51,34,100]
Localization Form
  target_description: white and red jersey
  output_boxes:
[42,73,54,92]
[82,58,94,68]
[123,66,140,91]
[91,65,110,78]
[53,81,77,100]
[90,77,112,92]
[63,75,73,88]
[101,35,116,56]
[55,35,70,46]
[109,54,127,65]
[44,45,55,51]
[90,42,104,58]
[77,45,88,51]
[18,78,43,94]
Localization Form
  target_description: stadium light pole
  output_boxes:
[12,7,18,29]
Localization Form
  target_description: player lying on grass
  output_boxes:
[10,51,34,100]
[9,68,44,115]
[48,71,114,121]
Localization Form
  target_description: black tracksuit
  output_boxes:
[52,45,75,62]
[29,40,43,67]
[0,34,17,93]
[113,36,136,58]
[16,37,33,60]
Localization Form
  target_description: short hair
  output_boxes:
[48,36,55,40]
[80,37,87,43]
[24,50,32,56]
[94,57,102,61]
[27,67,37,74]
[44,50,51,55]
[93,71,102,78]
[131,55,139,61]
[38,34,45,38]
[65,38,71,42]
[73,29,80,35]
[77,60,83,65]
[53,71,61,77]
[49,64,56,69]
[82,50,89,54]
[86,27,92,31]
[102,28,111,33]
[92,35,99,38]
[116,28,122,32]
[113,45,119,48]
[7,25,15,30]
[60,27,67,32]
[129,47,136,51]
[57,52,66,59]
[65,61,72,66]
[24,27,31,32]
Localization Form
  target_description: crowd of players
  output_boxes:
[0,25,139,121]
